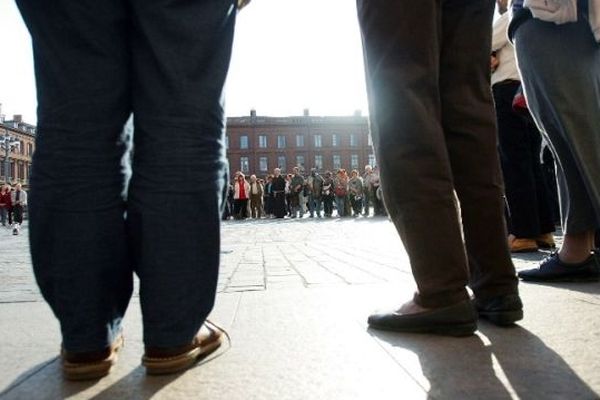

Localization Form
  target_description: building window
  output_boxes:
[277,156,286,171]
[225,135,229,149]
[333,154,341,170]
[20,141,24,155]
[314,155,323,170]
[240,156,249,173]
[259,156,268,172]
[296,155,305,168]
[351,154,359,170]
[27,143,33,155]
[350,134,358,147]
[368,154,376,168]
[277,135,286,149]
[240,135,249,149]
[296,135,304,147]
[18,163,24,179]
[332,134,338,147]
[314,134,322,147]
[258,135,268,148]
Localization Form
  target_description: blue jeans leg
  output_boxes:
[17,0,133,353]
[127,0,236,348]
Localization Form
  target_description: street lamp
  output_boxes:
[0,133,21,183]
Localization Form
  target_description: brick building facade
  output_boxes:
[0,113,36,186]
[226,110,375,178]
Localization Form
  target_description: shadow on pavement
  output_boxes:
[1,360,180,400]
[518,281,600,296]
[368,324,598,400]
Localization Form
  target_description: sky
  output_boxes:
[0,0,369,124]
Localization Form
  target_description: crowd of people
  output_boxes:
[222,165,388,221]
[0,183,28,235]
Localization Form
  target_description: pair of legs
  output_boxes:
[308,194,322,217]
[250,194,262,218]
[493,80,555,248]
[335,195,346,217]
[357,0,519,310]
[18,0,235,353]
[515,17,600,265]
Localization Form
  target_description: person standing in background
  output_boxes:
[10,183,27,235]
[491,0,556,253]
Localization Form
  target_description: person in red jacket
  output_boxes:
[0,185,12,227]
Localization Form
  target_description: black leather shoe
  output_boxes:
[518,252,600,282]
[473,294,523,326]
[367,300,477,337]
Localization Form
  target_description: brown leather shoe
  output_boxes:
[508,236,538,253]
[534,233,556,249]
[62,334,124,381]
[142,321,225,375]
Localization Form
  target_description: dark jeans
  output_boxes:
[323,195,334,216]
[0,206,8,225]
[493,80,555,238]
[234,199,249,219]
[515,17,600,235]
[12,205,24,224]
[17,0,236,352]
[357,0,518,308]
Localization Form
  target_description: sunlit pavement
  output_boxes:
[1,218,599,399]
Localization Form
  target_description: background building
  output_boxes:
[226,109,375,177]
[0,108,35,186]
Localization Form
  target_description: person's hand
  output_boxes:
[238,0,251,10]
[491,55,499,72]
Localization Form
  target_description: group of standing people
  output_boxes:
[223,165,388,220]
[0,183,28,235]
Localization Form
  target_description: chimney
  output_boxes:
[303,108,309,117]
[13,114,23,123]
[250,109,256,117]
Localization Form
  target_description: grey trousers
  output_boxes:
[515,17,600,235]
[357,0,519,308]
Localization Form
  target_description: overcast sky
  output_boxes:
[0,0,368,124]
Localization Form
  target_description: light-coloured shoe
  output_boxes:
[508,236,538,253]
[142,320,226,375]
[62,335,124,381]
[534,233,556,249]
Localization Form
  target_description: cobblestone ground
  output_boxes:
[0,216,557,303]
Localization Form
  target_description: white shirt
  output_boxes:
[491,12,520,86]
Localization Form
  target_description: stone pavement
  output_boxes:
[0,218,599,400]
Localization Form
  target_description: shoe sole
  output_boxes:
[143,334,223,375]
[478,310,523,326]
[369,322,477,337]
[62,336,124,381]
[511,247,538,253]
[536,242,556,249]
[520,274,599,283]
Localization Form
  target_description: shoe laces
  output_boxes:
[198,319,232,366]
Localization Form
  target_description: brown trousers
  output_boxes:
[250,194,262,219]
[357,0,518,308]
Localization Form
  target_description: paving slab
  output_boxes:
[0,218,599,399]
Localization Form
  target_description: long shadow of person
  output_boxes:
[368,324,597,400]
[0,359,180,400]
[478,322,598,399]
